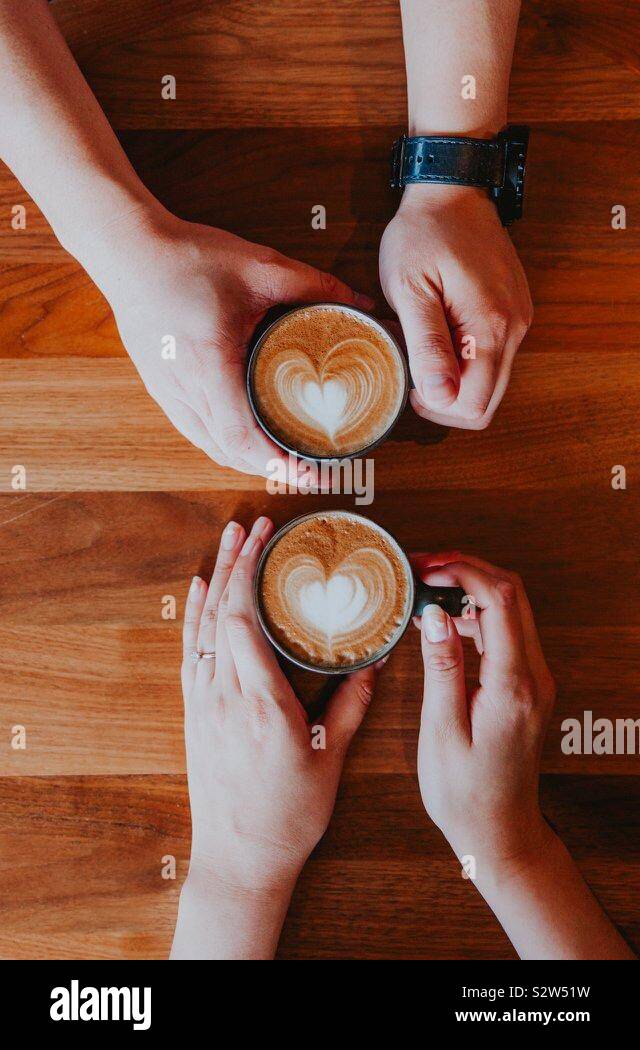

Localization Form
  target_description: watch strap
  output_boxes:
[391,135,506,190]
[390,125,529,225]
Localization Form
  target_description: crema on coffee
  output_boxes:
[258,512,411,670]
[251,305,406,457]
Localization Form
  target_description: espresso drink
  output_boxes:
[251,305,406,457]
[259,512,411,670]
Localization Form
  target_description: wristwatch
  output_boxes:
[390,125,529,225]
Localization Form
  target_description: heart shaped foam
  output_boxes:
[272,336,397,450]
[297,378,349,440]
[276,547,399,663]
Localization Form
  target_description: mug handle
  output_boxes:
[414,581,467,618]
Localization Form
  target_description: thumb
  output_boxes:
[321,663,379,754]
[397,291,460,410]
[421,605,469,741]
[272,257,374,311]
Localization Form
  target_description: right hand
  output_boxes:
[86,206,372,481]
[412,552,556,876]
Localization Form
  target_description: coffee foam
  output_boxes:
[252,306,406,457]
[259,513,410,669]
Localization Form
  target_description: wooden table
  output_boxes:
[1,0,639,959]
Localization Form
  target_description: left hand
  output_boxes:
[379,184,533,429]
[180,516,382,900]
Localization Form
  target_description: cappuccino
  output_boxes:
[258,511,411,670]
[250,305,407,458]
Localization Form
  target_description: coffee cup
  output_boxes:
[247,303,409,462]
[255,510,467,675]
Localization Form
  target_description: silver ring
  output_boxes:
[191,650,216,662]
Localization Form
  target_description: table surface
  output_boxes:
[1,0,639,960]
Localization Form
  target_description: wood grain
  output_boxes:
[1,488,638,775]
[1,620,638,776]
[1,773,637,960]
[48,0,640,128]
[2,123,640,319]
[0,0,638,962]
[1,124,638,492]
[0,347,637,490]
[1,490,637,627]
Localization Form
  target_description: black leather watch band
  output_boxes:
[390,125,529,225]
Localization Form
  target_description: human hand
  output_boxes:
[412,551,556,878]
[174,516,382,957]
[379,185,533,429]
[86,207,371,480]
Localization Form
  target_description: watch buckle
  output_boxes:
[493,124,529,225]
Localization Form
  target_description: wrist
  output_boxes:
[473,818,562,898]
[172,862,296,960]
[59,179,177,288]
[399,181,489,214]
[407,117,505,140]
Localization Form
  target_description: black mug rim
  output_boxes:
[254,509,416,676]
[246,302,410,464]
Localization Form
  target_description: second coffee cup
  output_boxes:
[247,303,409,461]
[255,510,467,675]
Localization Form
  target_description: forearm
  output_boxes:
[400,0,521,136]
[0,0,162,268]
[170,865,294,961]
[476,828,636,960]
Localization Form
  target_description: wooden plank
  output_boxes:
[0,343,636,490]
[2,123,639,299]
[0,491,637,627]
[1,121,637,403]
[1,620,638,776]
[1,773,638,959]
[0,263,117,357]
[48,0,640,127]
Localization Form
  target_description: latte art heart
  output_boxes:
[252,307,406,457]
[292,374,349,440]
[276,548,399,663]
[274,338,390,445]
[259,512,411,670]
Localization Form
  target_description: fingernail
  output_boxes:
[423,604,450,643]
[253,515,270,536]
[189,575,202,595]
[421,375,457,407]
[221,521,241,549]
[240,534,260,557]
[375,654,390,670]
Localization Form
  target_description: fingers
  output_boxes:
[394,289,460,410]
[420,551,553,701]
[321,664,379,754]
[211,584,240,695]
[196,521,247,657]
[223,517,291,702]
[160,397,232,467]
[420,605,470,742]
[181,575,208,696]
[451,321,502,422]
[206,350,314,488]
[409,317,528,430]
[417,556,536,702]
[269,255,374,311]
[472,324,525,426]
